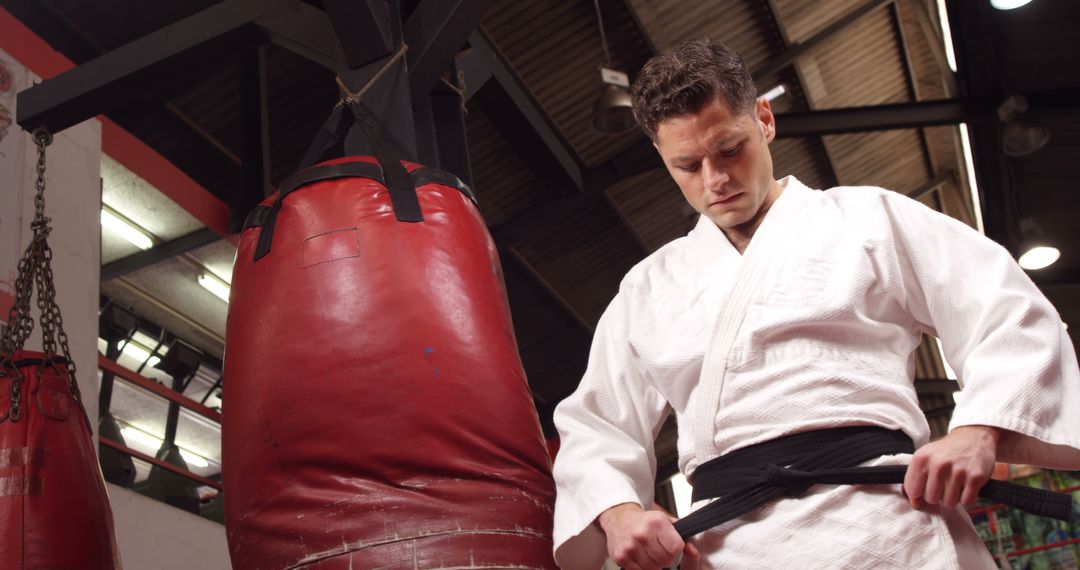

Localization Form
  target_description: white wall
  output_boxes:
[108,484,231,570]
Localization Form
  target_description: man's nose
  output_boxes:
[703,159,729,192]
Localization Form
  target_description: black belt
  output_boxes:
[673,426,1074,540]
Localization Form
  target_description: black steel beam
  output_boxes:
[101,228,221,282]
[338,0,419,161]
[256,0,342,71]
[914,379,961,395]
[774,98,995,138]
[468,29,584,195]
[585,98,997,191]
[404,0,494,101]
[321,0,394,69]
[414,69,474,185]
[16,0,277,135]
[235,46,273,231]
[907,169,955,202]
[453,47,494,102]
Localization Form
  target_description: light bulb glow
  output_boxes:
[935,0,958,72]
[760,84,787,102]
[119,427,211,468]
[119,342,161,367]
[1018,246,1060,270]
[101,209,153,250]
[198,273,231,303]
[990,0,1033,10]
[934,338,958,380]
[670,473,694,517]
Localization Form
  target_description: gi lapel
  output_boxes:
[691,177,809,466]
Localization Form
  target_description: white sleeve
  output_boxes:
[551,282,670,570]
[882,192,1080,468]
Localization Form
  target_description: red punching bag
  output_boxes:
[0,130,120,569]
[222,104,557,569]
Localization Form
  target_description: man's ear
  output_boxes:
[757,98,776,143]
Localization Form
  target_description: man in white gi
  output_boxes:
[551,38,1080,569]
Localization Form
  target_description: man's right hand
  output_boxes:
[597,503,700,570]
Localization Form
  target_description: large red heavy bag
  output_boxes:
[0,351,121,569]
[223,156,557,569]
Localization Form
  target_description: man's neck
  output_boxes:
[721,179,784,255]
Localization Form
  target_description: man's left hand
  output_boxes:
[903,425,1001,509]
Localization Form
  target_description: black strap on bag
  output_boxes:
[253,98,424,261]
[673,426,1074,540]
[243,164,476,232]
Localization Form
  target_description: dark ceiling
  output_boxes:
[6,0,1078,461]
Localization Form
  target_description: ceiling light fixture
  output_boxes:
[1018,245,1060,270]
[990,0,1033,10]
[198,272,231,303]
[998,95,1049,157]
[591,0,635,134]
[1016,218,1060,271]
[101,207,154,250]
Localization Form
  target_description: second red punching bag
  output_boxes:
[223,105,557,569]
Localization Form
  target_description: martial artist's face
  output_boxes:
[654,97,782,239]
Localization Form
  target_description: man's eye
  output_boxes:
[678,163,700,173]
[721,144,742,157]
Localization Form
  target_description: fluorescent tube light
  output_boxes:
[958,124,985,234]
[198,273,230,303]
[935,0,958,72]
[760,84,786,102]
[670,472,694,518]
[101,208,153,250]
[120,426,211,468]
[119,341,161,367]
[934,338,958,380]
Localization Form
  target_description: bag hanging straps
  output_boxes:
[254,48,422,262]
[0,128,91,432]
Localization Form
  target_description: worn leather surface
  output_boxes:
[0,350,120,569]
[223,157,557,569]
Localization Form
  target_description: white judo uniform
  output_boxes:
[552,176,1080,569]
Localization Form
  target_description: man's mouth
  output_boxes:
[710,193,742,207]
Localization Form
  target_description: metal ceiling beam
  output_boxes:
[337,0,419,161]
[321,0,394,69]
[405,0,494,101]
[586,96,1005,191]
[16,0,280,134]
[236,45,274,231]
[468,28,584,195]
[101,228,221,282]
[508,248,595,333]
[256,0,342,70]
[754,0,894,88]
[907,169,956,202]
[775,98,996,137]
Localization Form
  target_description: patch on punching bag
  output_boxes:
[35,366,70,420]
[302,228,361,268]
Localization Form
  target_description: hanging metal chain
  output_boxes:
[0,128,83,424]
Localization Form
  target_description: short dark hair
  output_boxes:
[631,38,757,140]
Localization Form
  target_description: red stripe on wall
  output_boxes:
[0,7,234,240]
